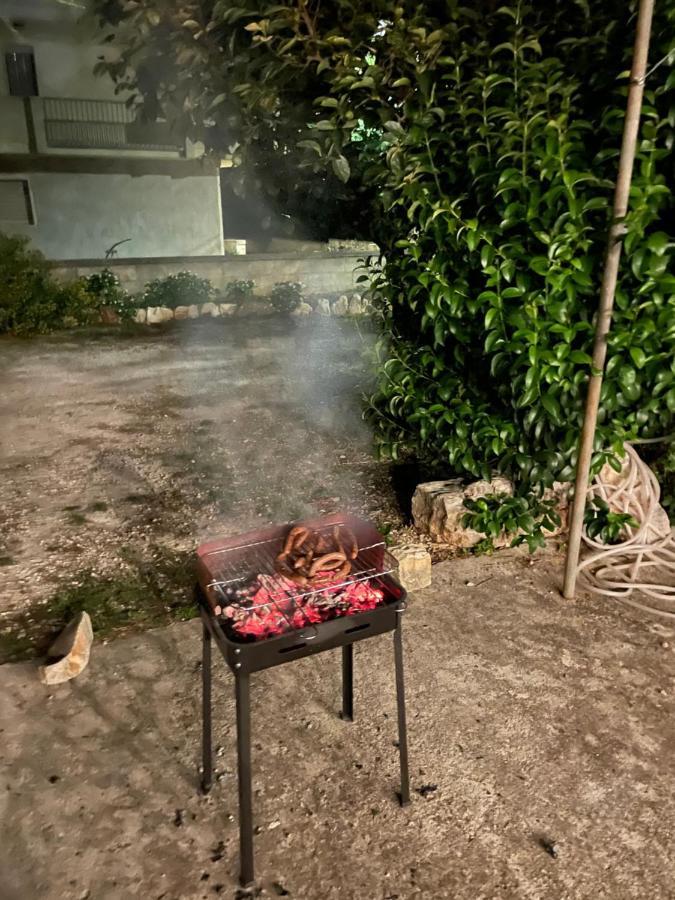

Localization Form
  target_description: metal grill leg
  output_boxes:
[235,672,255,887]
[394,619,410,806]
[201,620,213,794]
[341,643,354,722]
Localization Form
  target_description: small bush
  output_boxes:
[584,497,638,545]
[269,281,303,314]
[461,493,561,553]
[0,232,102,334]
[84,268,136,322]
[140,271,215,309]
[60,279,102,327]
[0,232,52,334]
[223,279,254,306]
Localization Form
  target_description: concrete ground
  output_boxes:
[0,317,406,656]
[1,551,674,900]
[2,319,674,899]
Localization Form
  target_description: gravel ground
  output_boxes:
[1,551,673,900]
[0,317,407,654]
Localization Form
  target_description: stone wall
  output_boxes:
[50,250,372,297]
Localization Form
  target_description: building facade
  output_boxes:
[0,0,224,260]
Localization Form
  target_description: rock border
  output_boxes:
[133,292,371,325]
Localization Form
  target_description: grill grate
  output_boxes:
[197,518,399,641]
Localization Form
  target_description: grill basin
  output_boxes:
[196,512,405,674]
[195,512,410,888]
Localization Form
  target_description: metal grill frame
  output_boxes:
[196,513,411,887]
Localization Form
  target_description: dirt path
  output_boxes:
[0,318,404,658]
[1,552,673,899]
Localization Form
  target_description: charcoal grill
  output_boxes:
[195,512,410,886]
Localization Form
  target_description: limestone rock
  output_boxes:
[146,306,174,324]
[200,302,220,317]
[239,300,272,317]
[542,481,571,536]
[413,476,515,549]
[39,612,93,685]
[133,308,147,324]
[173,305,190,320]
[292,302,313,316]
[391,544,432,592]
[348,294,365,316]
[332,295,349,316]
[316,298,332,315]
[429,487,485,548]
[411,479,463,534]
[219,303,237,317]
[464,476,513,500]
[187,304,200,319]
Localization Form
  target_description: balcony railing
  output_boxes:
[41,97,183,153]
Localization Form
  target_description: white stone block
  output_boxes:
[223,239,247,255]
[332,295,349,316]
[391,544,432,592]
[200,302,220,317]
[147,306,174,324]
[348,294,365,315]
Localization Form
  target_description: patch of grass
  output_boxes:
[88,500,109,513]
[0,546,198,665]
[0,555,15,566]
[170,450,195,465]
[64,511,87,526]
[0,629,36,662]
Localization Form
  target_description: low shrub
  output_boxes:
[0,232,52,334]
[60,279,103,327]
[462,493,561,553]
[139,271,215,309]
[84,268,136,322]
[0,232,102,334]
[583,497,638,545]
[223,279,255,306]
[269,281,303,314]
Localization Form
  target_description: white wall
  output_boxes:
[0,96,28,151]
[31,33,119,101]
[0,17,120,101]
[2,172,225,259]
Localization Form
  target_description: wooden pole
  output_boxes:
[562,0,656,599]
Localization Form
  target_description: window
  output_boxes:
[5,46,39,97]
[0,179,35,225]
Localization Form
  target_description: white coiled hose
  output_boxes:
[577,443,675,618]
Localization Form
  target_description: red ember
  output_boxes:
[222,571,385,641]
